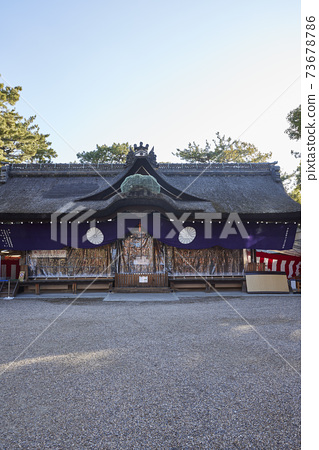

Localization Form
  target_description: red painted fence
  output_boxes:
[256,251,301,279]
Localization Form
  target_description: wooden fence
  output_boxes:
[245,263,266,272]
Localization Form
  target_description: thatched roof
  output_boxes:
[0,153,300,222]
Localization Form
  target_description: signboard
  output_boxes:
[246,272,289,293]
[18,271,25,281]
[139,276,148,283]
[31,250,67,258]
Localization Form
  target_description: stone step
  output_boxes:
[113,287,171,293]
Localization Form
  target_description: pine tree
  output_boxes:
[76,143,130,163]
[282,105,301,203]
[0,79,56,165]
[173,132,272,163]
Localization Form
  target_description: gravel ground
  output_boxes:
[0,295,300,449]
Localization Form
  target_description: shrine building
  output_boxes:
[0,143,301,295]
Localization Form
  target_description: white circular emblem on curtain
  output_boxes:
[178,227,196,244]
[86,227,104,245]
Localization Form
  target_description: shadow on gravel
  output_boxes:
[178,296,246,303]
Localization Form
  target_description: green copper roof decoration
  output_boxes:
[120,174,161,195]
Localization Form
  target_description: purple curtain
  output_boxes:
[0,219,297,251]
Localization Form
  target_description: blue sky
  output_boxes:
[1,0,301,172]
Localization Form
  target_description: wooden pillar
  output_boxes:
[251,249,257,263]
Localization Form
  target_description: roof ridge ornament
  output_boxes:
[134,142,149,155]
[270,163,281,182]
[0,164,10,184]
[125,142,158,167]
